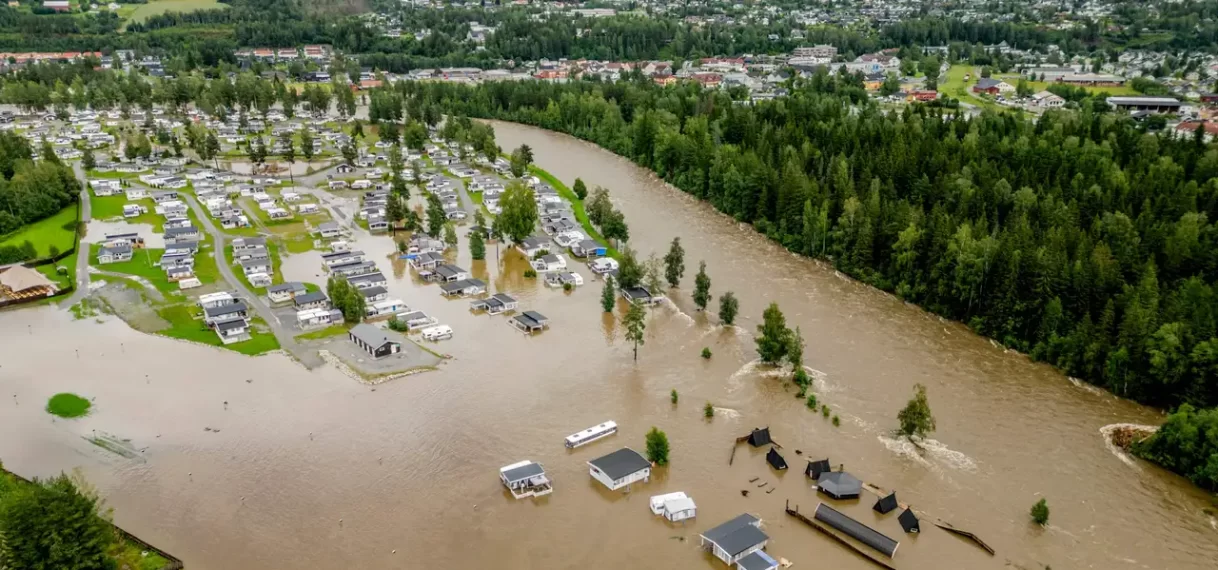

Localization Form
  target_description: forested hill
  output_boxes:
[398,76,1218,414]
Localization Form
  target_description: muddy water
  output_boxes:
[2,122,1216,570]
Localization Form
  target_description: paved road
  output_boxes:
[182,193,323,368]
[61,163,93,307]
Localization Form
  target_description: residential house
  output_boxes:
[516,236,550,258]
[531,253,567,273]
[347,272,388,290]
[267,282,307,304]
[165,265,195,282]
[90,179,122,196]
[122,204,146,218]
[470,293,518,315]
[438,278,487,297]
[104,232,144,249]
[317,221,343,239]
[239,258,271,276]
[213,318,251,344]
[409,251,445,270]
[571,239,606,258]
[198,291,234,309]
[96,243,132,264]
[322,250,365,268]
[1031,91,1065,108]
[432,264,470,283]
[292,291,329,311]
[232,237,266,252]
[358,286,389,303]
[204,301,248,325]
[510,310,549,334]
[164,226,201,244]
[329,260,377,277]
[587,448,651,491]
[973,78,1015,95]
[699,514,772,567]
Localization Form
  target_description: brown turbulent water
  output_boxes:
[2,120,1217,570]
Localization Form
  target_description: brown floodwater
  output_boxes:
[2,120,1217,570]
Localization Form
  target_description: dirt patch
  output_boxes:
[93,280,169,332]
[1108,425,1157,450]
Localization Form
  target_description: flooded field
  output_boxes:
[1,120,1216,570]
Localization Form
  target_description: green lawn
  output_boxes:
[938,64,998,111]
[36,250,76,290]
[528,165,620,259]
[192,246,221,284]
[281,234,316,254]
[223,242,282,289]
[91,195,162,230]
[0,206,77,257]
[294,324,348,341]
[86,169,132,180]
[125,0,227,23]
[154,304,281,356]
[90,244,177,296]
[999,76,1138,96]
[46,393,91,418]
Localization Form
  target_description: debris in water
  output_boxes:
[757,482,768,488]
[741,490,750,497]
[748,477,759,483]
[669,536,686,542]
[795,449,803,455]
[766,488,775,494]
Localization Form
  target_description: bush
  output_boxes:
[832,415,841,427]
[701,347,712,359]
[670,389,678,404]
[563,282,573,291]
[387,316,408,332]
[1031,498,1049,525]
[523,269,537,278]
[821,404,830,418]
[645,427,670,466]
[46,393,91,418]
[806,393,818,409]
[793,368,810,388]
[704,402,715,418]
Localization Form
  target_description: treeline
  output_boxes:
[393,76,1218,418]
[1133,405,1218,490]
[0,132,80,245]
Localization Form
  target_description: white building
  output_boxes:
[587,448,651,491]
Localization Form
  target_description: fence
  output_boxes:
[0,466,184,569]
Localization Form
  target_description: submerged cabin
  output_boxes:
[587,448,651,491]
[510,310,549,333]
[747,427,772,447]
[470,293,518,315]
[813,503,900,558]
[898,508,920,533]
[817,471,862,500]
[874,492,899,514]
[699,513,770,567]
[499,460,553,499]
[348,323,401,359]
[649,491,697,522]
[765,448,788,471]
[805,458,832,481]
[736,550,780,570]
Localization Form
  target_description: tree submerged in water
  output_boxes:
[1030,498,1050,526]
[645,427,669,466]
[896,383,936,439]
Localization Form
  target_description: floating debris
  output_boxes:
[741,490,750,497]
[748,477,759,483]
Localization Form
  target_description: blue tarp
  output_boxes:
[399,254,418,260]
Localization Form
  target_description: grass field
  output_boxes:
[154,305,281,356]
[938,65,998,111]
[998,76,1138,96]
[294,324,348,341]
[528,165,620,259]
[125,0,228,24]
[91,195,162,230]
[0,206,77,257]
[91,244,177,296]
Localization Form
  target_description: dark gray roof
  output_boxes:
[348,272,386,284]
[267,282,305,294]
[164,226,198,236]
[817,470,862,499]
[700,514,768,557]
[975,77,1004,90]
[748,427,771,447]
[522,310,547,323]
[215,318,247,332]
[234,237,266,247]
[898,508,920,533]
[806,458,831,480]
[322,250,363,260]
[874,492,898,514]
[349,323,396,348]
[293,291,328,306]
[359,286,388,298]
[588,448,650,480]
[766,447,787,470]
[813,503,899,558]
[205,301,247,317]
[501,462,545,484]
[491,293,517,304]
[435,264,466,278]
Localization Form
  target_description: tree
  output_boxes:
[425,194,446,238]
[755,302,791,364]
[896,383,936,439]
[601,208,630,244]
[573,177,588,200]
[299,128,315,161]
[693,261,711,310]
[645,427,669,466]
[1030,498,1049,525]
[470,229,486,260]
[443,223,458,248]
[880,73,901,96]
[509,145,531,178]
[327,277,364,324]
[278,134,295,181]
[787,326,805,371]
[204,131,220,168]
[0,473,116,570]
[623,300,647,361]
[719,292,738,325]
[664,237,685,288]
[617,247,644,289]
[644,253,665,297]
[80,146,95,170]
[341,143,356,165]
[601,276,616,312]
[704,402,715,418]
[497,181,539,243]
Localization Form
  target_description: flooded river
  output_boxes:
[3,120,1217,570]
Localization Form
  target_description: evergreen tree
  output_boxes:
[80,146,95,170]
[470,229,486,260]
[443,223,458,248]
[692,261,711,310]
[573,177,588,200]
[756,302,791,364]
[623,300,647,361]
[498,181,539,243]
[664,236,685,288]
[719,291,738,325]
[0,473,115,570]
[617,247,644,290]
[425,194,446,238]
[787,326,805,371]
[278,134,295,181]
[341,143,356,165]
[601,277,616,312]
[299,128,315,161]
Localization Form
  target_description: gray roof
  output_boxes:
[205,301,247,317]
[501,462,545,484]
[239,258,269,269]
[435,264,466,278]
[700,514,768,557]
[267,282,305,294]
[817,470,862,499]
[99,244,132,256]
[293,291,328,306]
[164,226,199,236]
[359,285,388,298]
[234,237,266,247]
[813,503,899,558]
[737,551,779,570]
[322,250,363,260]
[975,77,1004,90]
[588,448,650,480]
[348,272,386,284]
[349,323,395,348]
[215,318,247,332]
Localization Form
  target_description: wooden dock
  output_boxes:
[785,501,897,570]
